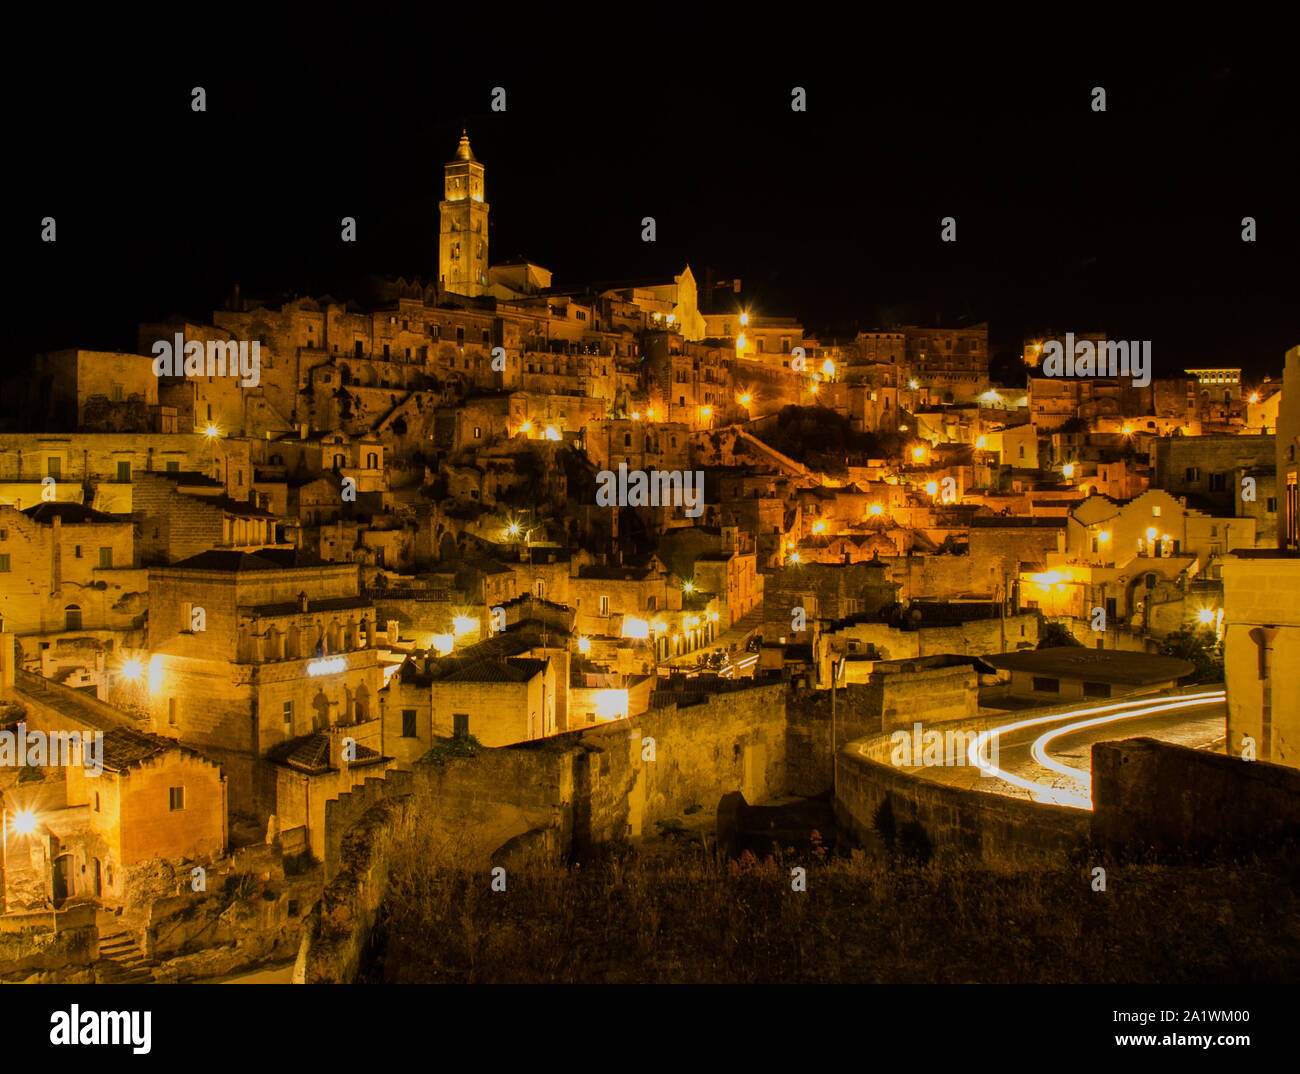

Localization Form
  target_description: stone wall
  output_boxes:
[1091,737,1300,857]
[835,739,1090,866]
[0,904,98,983]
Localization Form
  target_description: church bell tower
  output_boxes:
[438,130,489,296]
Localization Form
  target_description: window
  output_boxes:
[453,713,469,739]
[599,595,610,616]
[64,605,82,631]
[456,327,465,345]
[1032,676,1060,693]
[1266,497,1277,513]
[117,460,131,482]
[283,700,293,727]
[0,555,9,573]
[98,547,112,569]
[473,427,481,439]
[402,709,417,738]
[168,698,177,725]
[355,341,364,358]
[46,457,61,479]
[1209,473,1226,492]
[1184,467,1200,482]
[1152,505,1161,517]
[383,344,390,359]
[93,792,100,813]
[535,580,545,599]
[166,460,179,473]
[168,786,185,811]
[1083,681,1111,698]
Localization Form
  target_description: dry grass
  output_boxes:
[367,806,1300,983]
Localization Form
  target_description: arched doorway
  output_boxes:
[52,854,75,905]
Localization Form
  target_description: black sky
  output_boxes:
[8,16,1298,379]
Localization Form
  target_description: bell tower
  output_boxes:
[438,130,489,296]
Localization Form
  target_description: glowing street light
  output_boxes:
[505,522,522,539]
[925,481,939,497]
[812,520,826,534]
[631,411,641,420]
[869,504,883,516]
[739,312,749,327]
[739,393,751,406]
[1249,392,1260,404]
[578,636,591,653]
[975,436,987,448]
[736,334,746,351]
[10,809,37,836]
[1146,527,1159,543]
[1196,608,1216,626]
[1062,463,1075,479]
[908,379,919,390]
[119,657,144,683]
[520,420,532,435]
[789,551,802,564]
[1097,530,1111,543]
[810,383,819,394]
[203,423,220,440]
[912,447,926,462]
[1122,425,1134,436]
[700,406,712,419]
[544,426,561,441]
[682,581,695,594]
[822,359,835,378]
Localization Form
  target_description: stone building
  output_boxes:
[438,130,490,297]
[145,549,383,826]
[1222,549,1300,769]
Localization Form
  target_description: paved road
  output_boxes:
[889,690,1226,810]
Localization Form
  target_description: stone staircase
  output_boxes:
[95,927,155,984]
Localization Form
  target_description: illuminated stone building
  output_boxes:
[0,503,144,685]
[438,130,490,297]
[145,549,383,826]
[1279,345,1300,552]
[1222,548,1300,769]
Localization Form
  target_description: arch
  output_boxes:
[311,690,330,731]
[52,854,75,905]
[64,604,83,631]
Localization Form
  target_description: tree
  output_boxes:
[1038,621,1083,649]
[1158,628,1224,683]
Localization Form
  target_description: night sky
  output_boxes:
[8,18,1297,378]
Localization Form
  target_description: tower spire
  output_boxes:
[453,128,476,163]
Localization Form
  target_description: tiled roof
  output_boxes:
[267,732,383,774]
[168,548,329,571]
[439,657,548,684]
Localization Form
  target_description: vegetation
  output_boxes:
[418,734,483,767]
[1037,621,1084,648]
[368,829,1300,983]
[1159,628,1225,683]
[754,407,902,475]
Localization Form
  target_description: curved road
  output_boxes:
[895,690,1226,810]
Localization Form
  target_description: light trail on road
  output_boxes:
[967,689,1226,809]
